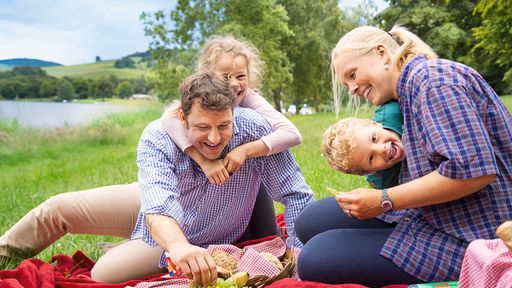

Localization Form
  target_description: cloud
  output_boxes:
[0,0,174,65]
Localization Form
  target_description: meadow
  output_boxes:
[1,96,511,267]
[43,59,150,79]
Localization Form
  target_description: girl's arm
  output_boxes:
[223,90,302,173]
[160,105,229,184]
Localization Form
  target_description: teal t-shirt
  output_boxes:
[365,100,403,189]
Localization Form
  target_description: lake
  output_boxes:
[0,100,135,129]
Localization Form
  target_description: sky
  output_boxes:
[0,0,387,66]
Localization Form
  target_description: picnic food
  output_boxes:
[211,250,238,271]
[188,272,249,288]
[496,220,512,251]
[260,252,284,270]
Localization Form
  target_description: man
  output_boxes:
[91,72,315,285]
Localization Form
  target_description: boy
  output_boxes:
[322,101,404,189]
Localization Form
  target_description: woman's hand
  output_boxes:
[200,159,230,184]
[335,188,384,219]
[223,146,248,174]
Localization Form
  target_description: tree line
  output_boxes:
[141,0,512,112]
[0,66,151,101]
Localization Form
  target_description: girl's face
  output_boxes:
[214,53,249,105]
[333,45,398,106]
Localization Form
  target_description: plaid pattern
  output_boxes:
[459,239,512,288]
[381,56,512,282]
[132,108,314,267]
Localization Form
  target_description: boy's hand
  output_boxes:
[200,159,230,184]
[335,188,383,219]
[222,146,247,173]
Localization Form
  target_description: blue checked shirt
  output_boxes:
[131,107,315,267]
[380,56,512,282]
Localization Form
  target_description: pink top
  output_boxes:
[160,89,301,155]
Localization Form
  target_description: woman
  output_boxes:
[295,25,512,286]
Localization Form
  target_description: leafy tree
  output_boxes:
[471,0,512,93]
[114,57,135,68]
[12,66,47,76]
[71,78,91,99]
[132,76,148,94]
[0,79,24,99]
[56,79,75,101]
[95,56,102,63]
[39,79,56,98]
[94,78,113,100]
[115,81,135,98]
[142,0,293,109]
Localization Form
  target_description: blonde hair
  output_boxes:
[331,25,438,115]
[322,118,376,175]
[197,35,265,90]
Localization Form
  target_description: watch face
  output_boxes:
[381,200,393,211]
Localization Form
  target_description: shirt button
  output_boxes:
[404,217,410,222]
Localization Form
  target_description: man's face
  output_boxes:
[181,101,233,160]
[350,122,404,174]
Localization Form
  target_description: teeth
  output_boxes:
[389,143,397,160]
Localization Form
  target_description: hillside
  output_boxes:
[43,59,150,79]
[0,58,62,67]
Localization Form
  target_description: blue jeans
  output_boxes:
[295,197,422,287]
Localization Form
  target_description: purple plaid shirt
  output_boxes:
[132,108,314,267]
[380,56,512,282]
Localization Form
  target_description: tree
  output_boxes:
[71,78,91,99]
[115,81,134,98]
[39,79,55,98]
[142,0,293,109]
[114,57,135,68]
[94,78,113,100]
[56,79,75,101]
[95,56,102,63]
[471,0,512,93]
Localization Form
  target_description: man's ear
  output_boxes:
[179,109,187,128]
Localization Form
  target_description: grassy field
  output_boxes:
[43,59,150,79]
[1,96,511,267]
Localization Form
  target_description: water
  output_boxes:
[0,100,134,129]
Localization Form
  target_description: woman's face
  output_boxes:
[214,53,249,105]
[334,46,398,106]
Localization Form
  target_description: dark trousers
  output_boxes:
[295,197,422,287]
[237,185,278,243]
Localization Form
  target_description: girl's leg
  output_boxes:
[237,184,278,243]
[298,228,422,286]
[295,196,395,244]
[0,183,140,258]
[91,239,166,283]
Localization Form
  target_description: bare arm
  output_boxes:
[335,171,496,219]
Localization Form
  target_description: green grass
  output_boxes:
[1,97,510,268]
[43,60,150,79]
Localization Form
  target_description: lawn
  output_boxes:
[43,60,151,79]
[1,96,511,266]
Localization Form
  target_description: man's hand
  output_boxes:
[166,242,217,287]
[335,188,383,219]
[222,146,248,174]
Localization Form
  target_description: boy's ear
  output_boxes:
[179,109,188,128]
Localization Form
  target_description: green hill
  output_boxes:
[0,58,62,67]
[43,59,151,79]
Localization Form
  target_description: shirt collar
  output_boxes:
[397,55,428,100]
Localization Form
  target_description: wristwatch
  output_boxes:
[381,189,393,211]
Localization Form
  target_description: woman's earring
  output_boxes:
[384,63,389,70]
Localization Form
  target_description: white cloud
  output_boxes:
[0,0,174,65]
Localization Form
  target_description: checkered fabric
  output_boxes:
[459,239,512,288]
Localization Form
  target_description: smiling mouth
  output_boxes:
[204,142,222,151]
[363,87,371,99]
[388,142,402,161]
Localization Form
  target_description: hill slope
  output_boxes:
[0,58,62,67]
[43,59,150,79]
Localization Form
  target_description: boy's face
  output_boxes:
[351,122,404,174]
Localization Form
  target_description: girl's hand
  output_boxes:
[335,188,384,219]
[200,159,230,184]
[222,146,247,173]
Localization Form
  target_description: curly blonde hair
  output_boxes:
[331,25,438,115]
[197,35,265,90]
[322,118,376,175]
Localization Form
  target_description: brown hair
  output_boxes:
[331,25,437,115]
[179,71,236,117]
[197,35,264,90]
[322,118,377,175]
